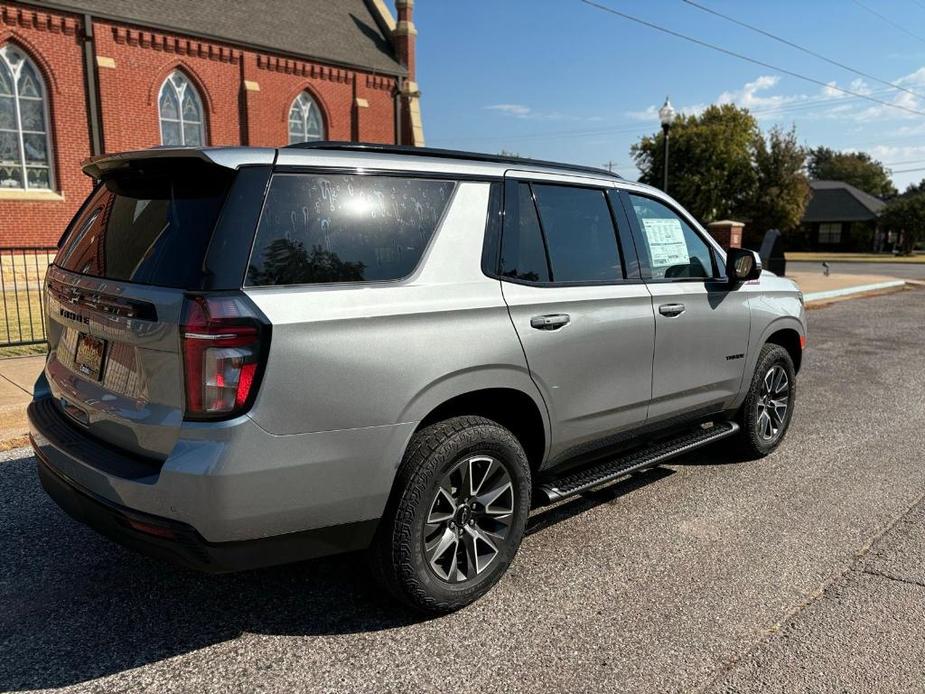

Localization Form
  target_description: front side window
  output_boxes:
[247,174,455,286]
[0,43,52,190]
[628,194,715,280]
[158,71,205,146]
[288,91,325,144]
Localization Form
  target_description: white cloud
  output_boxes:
[716,75,801,112]
[625,66,925,127]
[484,103,603,122]
[624,102,707,122]
[484,104,533,117]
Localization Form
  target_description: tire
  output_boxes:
[369,416,531,613]
[735,343,797,458]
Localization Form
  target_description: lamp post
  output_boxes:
[658,96,677,194]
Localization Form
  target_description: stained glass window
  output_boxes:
[158,71,205,146]
[287,92,325,144]
[0,44,52,190]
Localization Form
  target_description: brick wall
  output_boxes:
[0,4,93,247]
[0,1,400,247]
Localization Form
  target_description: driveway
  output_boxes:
[2,288,925,693]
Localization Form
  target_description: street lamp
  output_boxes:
[658,96,677,194]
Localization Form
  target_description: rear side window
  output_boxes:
[532,184,622,283]
[56,162,233,288]
[500,183,550,283]
[247,174,455,286]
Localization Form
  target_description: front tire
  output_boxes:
[736,343,796,458]
[370,416,531,613]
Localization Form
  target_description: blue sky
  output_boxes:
[413,0,925,191]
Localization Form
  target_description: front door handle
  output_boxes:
[658,303,686,317]
[530,314,571,330]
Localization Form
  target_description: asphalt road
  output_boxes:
[2,289,925,693]
[788,260,925,281]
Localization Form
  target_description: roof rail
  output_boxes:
[284,141,622,179]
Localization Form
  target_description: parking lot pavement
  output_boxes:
[712,501,925,693]
[1,287,924,694]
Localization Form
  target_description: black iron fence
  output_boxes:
[0,247,56,348]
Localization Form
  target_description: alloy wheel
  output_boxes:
[756,364,790,441]
[423,455,515,583]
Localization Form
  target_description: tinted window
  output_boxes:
[532,184,622,283]
[57,163,233,288]
[628,195,715,280]
[500,183,550,283]
[247,174,454,286]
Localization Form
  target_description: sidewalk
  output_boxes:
[787,270,909,305]
[0,354,43,449]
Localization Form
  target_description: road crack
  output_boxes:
[692,485,925,694]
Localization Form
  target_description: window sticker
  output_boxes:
[641,217,689,268]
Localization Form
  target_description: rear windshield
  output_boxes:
[246,173,455,286]
[56,161,233,288]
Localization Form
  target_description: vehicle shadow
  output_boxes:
[527,466,674,536]
[0,448,728,691]
[0,454,422,691]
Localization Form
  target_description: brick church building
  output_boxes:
[0,0,423,246]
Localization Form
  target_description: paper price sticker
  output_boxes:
[641,218,689,268]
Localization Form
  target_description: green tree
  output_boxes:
[806,146,897,198]
[903,178,925,197]
[879,193,925,255]
[747,125,810,235]
[631,104,759,223]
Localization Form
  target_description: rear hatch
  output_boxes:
[44,153,267,461]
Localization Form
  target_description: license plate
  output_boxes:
[74,333,107,381]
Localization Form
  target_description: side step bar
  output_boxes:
[538,421,739,502]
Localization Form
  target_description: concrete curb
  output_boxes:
[804,280,908,305]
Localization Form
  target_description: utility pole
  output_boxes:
[604,160,616,173]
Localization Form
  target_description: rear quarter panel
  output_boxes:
[243,181,545,439]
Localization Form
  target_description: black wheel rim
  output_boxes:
[423,455,514,583]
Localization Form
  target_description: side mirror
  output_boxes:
[725,248,762,286]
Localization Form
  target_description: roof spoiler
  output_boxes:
[82,147,276,179]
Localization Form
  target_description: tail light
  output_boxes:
[180,294,270,420]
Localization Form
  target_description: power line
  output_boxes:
[579,0,925,118]
[682,0,925,102]
[887,165,925,174]
[852,0,925,46]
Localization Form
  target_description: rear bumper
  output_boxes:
[35,450,376,573]
[28,394,413,568]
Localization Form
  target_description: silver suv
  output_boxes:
[29,143,805,612]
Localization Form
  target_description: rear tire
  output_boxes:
[369,416,531,613]
[735,343,796,458]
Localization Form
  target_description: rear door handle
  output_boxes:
[530,314,571,330]
[658,303,686,317]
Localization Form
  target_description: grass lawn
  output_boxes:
[786,252,925,264]
[0,251,54,350]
